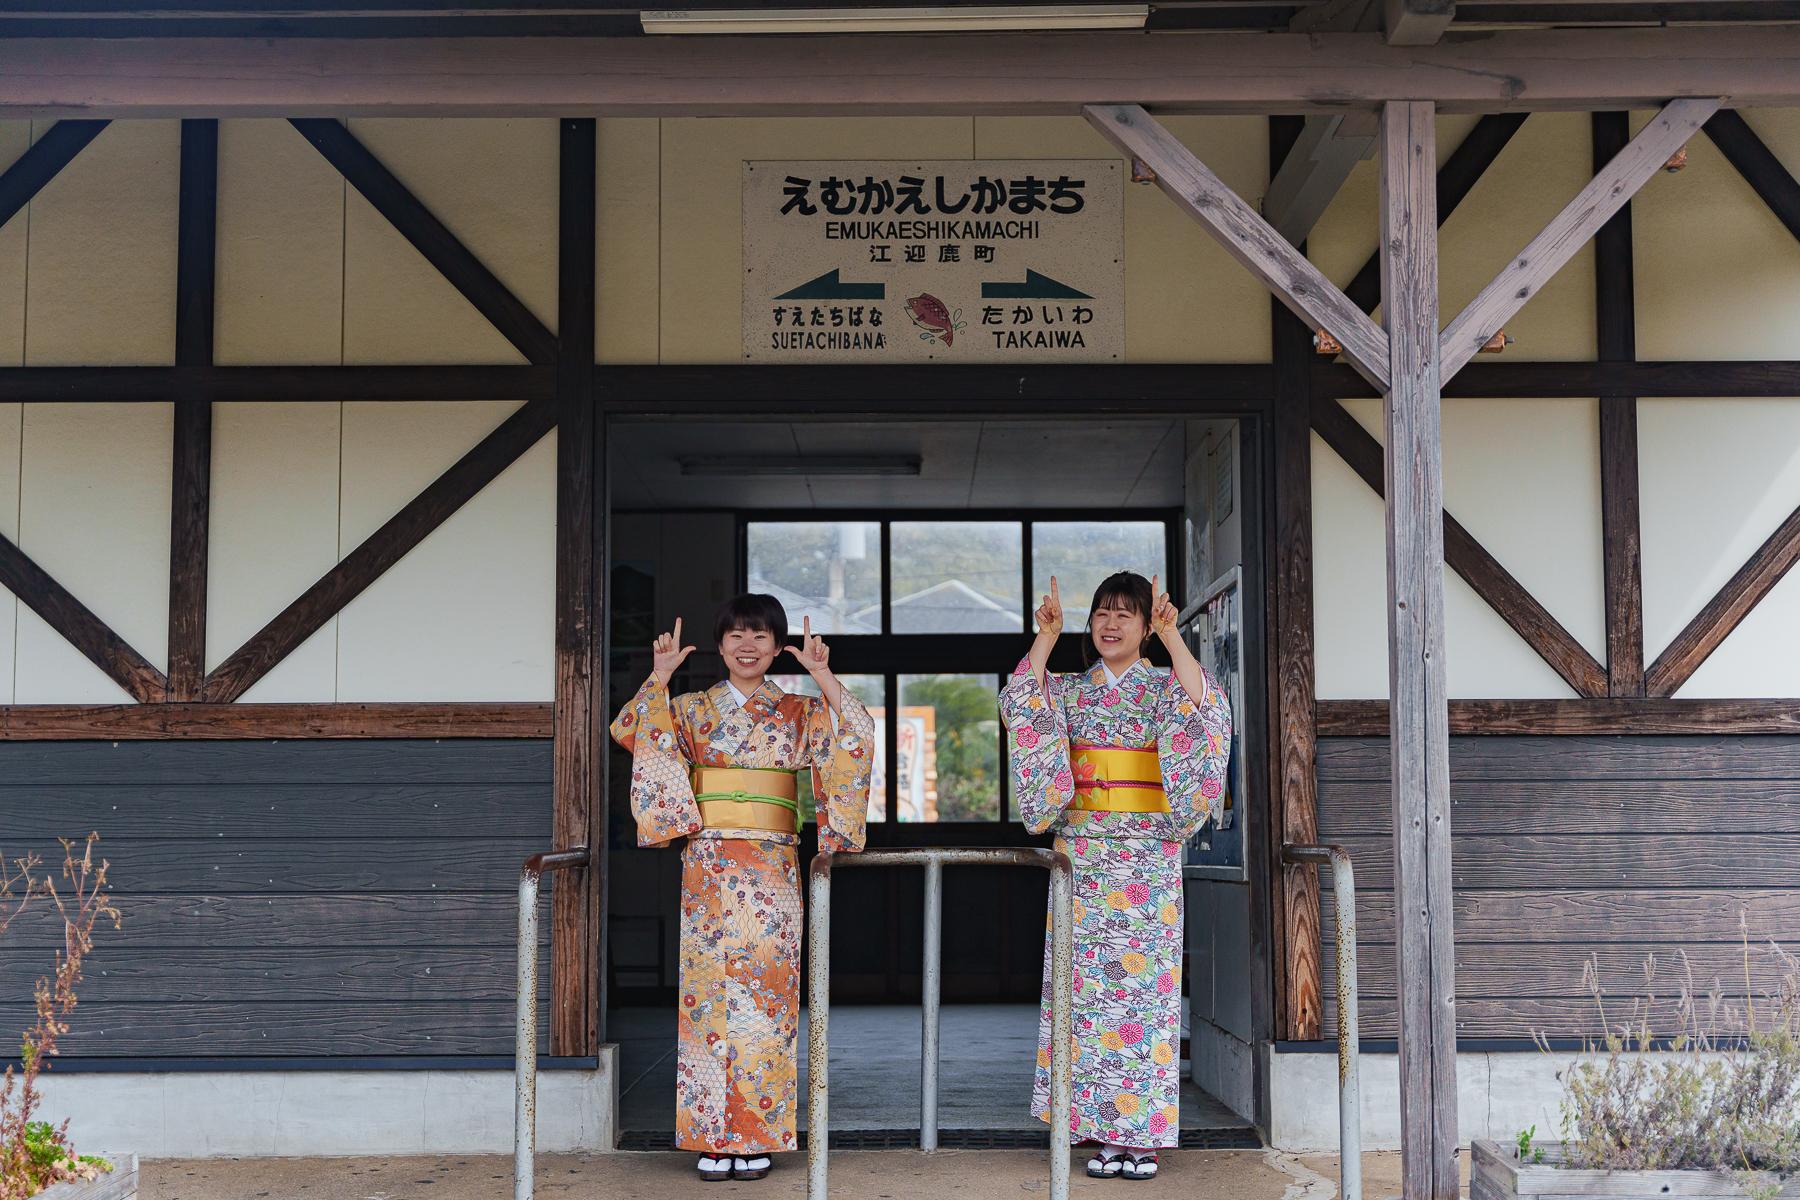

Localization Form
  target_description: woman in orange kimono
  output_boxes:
[609,593,874,1182]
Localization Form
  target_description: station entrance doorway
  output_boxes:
[601,402,1266,1150]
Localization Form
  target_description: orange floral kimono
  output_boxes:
[609,676,874,1154]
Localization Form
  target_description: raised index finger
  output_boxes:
[1050,575,1060,603]
[673,616,683,644]
[802,615,812,643]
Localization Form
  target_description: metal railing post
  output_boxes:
[807,847,1074,1200]
[1284,843,1362,1200]
[514,847,590,1200]
[920,855,943,1151]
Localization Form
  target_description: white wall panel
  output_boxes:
[335,402,553,700]
[13,403,171,702]
[207,402,342,702]
[1640,396,1800,695]
[215,120,346,366]
[1635,108,1800,361]
[1312,431,1579,699]
[24,120,178,367]
[0,404,19,703]
[342,119,556,366]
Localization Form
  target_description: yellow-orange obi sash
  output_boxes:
[1069,744,1169,813]
[693,766,802,835]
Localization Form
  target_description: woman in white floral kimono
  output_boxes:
[998,571,1232,1181]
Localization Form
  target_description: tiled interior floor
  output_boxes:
[611,1004,1254,1146]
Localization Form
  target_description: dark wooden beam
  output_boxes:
[0,365,557,403]
[6,29,1800,117]
[0,702,552,740]
[1703,109,1800,247]
[1311,395,1610,697]
[0,119,106,232]
[168,117,217,702]
[204,397,557,703]
[1317,359,1800,399]
[1274,303,1323,1043]
[0,537,167,703]
[1345,113,1528,313]
[1592,112,1644,698]
[1378,99,1459,1200]
[1646,503,1800,697]
[288,118,557,365]
[552,116,599,1059]
[1317,697,1800,736]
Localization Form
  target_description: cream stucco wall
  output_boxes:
[2,111,1798,701]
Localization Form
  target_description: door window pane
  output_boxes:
[1031,521,1168,629]
[898,674,1000,822]
[890,521,1023,633]
[770,674,887,824]
[747,521,881,634]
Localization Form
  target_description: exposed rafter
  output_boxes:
[0,119,106,231]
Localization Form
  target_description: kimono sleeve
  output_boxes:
[1146,665,1233,843]
[607,674,703,848]
[998,656,1076,835]
[803,691,876,854]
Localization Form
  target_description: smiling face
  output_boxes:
[1089,598,1149,673]
[719,625,779,690]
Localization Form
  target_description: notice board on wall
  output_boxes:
[743,160,1124,363]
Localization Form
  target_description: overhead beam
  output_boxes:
[1317,697,1800,737]
[1439,97,1719,381]
[203,398,557,703]
[1384,0,1456,44]
[0,702,553,741]
[0,119,106,231]
[289,118,558,366]
[2,29,1799,118]
[1085,103,1390,390]
[1376,98,1459,1200]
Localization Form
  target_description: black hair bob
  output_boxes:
[1081,571,1155,667]
[714,592,789,647]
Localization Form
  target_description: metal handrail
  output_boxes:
[808,847,1075,1200]
[514,846,591,1200]
[1283,842,1362,1200]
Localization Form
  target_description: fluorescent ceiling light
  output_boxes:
[678,454,923,477]
[641,5,1149,34]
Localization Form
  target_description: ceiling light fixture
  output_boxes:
[678,454,924,477]
[640,5,1149,35]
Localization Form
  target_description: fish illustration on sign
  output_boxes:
[904,292,964,348]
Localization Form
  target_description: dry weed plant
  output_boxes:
[1540,926,1800,1200]
[0,835,120,1200]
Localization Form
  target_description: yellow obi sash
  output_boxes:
[693,766,801,835]
[1069,744,1169,813]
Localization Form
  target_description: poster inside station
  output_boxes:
[743,160,1124,362]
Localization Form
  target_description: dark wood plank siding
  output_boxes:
[1314,735,1800,1039]
[0,739,552,1059]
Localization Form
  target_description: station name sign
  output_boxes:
[743,160,1124,363]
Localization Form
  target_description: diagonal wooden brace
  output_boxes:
[1084,103,1391,392]
[1439,97,1720,381]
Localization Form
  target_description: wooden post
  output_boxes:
[168,118,216,703]
[1378,99,1459,1200]
[551,116,600,1057]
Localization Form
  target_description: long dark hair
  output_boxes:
[1081,571,1154,667]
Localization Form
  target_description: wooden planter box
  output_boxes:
[32,1153,137,1200]
[1474,1139,1800,1200]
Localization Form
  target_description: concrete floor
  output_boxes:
[140,1149,1447,1200]
[613,1004,1254,1149]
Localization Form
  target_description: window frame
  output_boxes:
[740,507,1181,826]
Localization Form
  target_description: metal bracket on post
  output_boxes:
[514,846,591,1200]
[1283,843,1363,1200]
[808,847,1074,1200]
